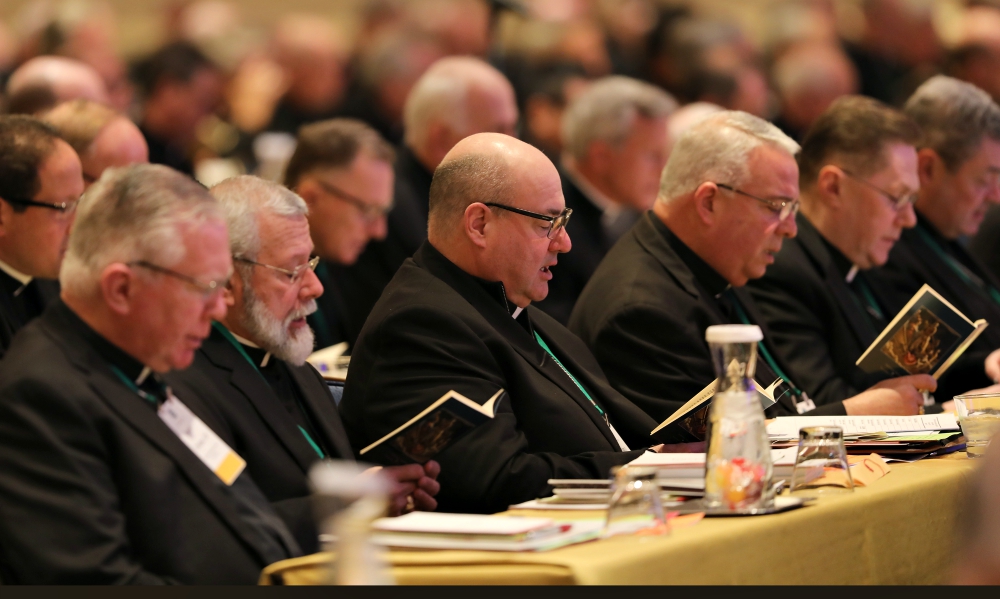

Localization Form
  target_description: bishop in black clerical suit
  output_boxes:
[0,302,300,584]
[570,213,845,423]
[339,242,667,514]
[166,323,355,555]
[0,267,59,359]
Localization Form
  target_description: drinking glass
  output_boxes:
[788,426,853,497]
[603,466,669,538]
[954,393,1000,458]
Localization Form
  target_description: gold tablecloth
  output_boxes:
[261,454,979,585]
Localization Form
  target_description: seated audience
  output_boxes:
[572,109,939,426]
[340,133,679,515]
[166,175,439,554]
[41,99,149,188]
[873,76,1000,396]
[537,75,675,323]
[344,56,519,333]
[4,56,109,115]
[284,119,395,350]
[747,97,935,408]
[0,115,83,358]
[0,164,300,583]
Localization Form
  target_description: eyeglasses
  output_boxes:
[313,178,392,223]
[838,168,918,211]
[234,255,320,284]
[3,197,79,220]
[129,260,228,300]
[483,203,573,239]
[715,183,800,221]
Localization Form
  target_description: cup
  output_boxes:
[954,393,1000,458]
[603,466,669,538]
[788,426,853,497]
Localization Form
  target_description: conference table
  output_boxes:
[261,453,979,585]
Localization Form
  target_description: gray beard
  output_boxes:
[240,286,317,366]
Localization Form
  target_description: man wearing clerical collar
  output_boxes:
[0,164,301,583]
[0,115,84,358]
[340,133,687,515]
[166,175,440,554]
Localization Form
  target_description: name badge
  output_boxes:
[158,393,246,486]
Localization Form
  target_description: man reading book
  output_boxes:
[165,175,440,554]
[569,110,934,425]
[339,133,683,514]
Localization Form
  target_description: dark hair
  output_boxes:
[798,95,921,187]
[131,41,216,97]
[5,84,59,116]
[284,118,395,188]
[0,116,64,212]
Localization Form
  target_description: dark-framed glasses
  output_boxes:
[715,183,800,221]
[838,168,918,211]
[314,178,392,223]
[483,203,573,239]
[129,260,228,299]
[234,255,320,284]
[3,197,79,219]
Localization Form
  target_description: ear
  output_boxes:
[426,121,457,164]
[100,263,136,316]
[585,141,614,175]
[692,182,719,226]
[463,202,490,249]
[815,165,844,210]
[916,147,941,187]
[295,180,320,207]
[225,269,244,308]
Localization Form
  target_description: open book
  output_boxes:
[649,378,780,442]
[359,389,505,465]
[855,284,988,379]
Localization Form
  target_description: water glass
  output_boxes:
[789,426,853,497]
[954,393,1000,458]
[603,466,669,538]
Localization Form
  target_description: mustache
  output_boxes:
[285,300,318,325]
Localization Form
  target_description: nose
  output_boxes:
[550,227,572,254]
[987,177,1000,205]
[300,266,324,301]
[205,289,228,322]
[778,212,798,238]
[897,202,918,228]
[369,214,388,241]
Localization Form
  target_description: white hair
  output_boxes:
[562,75,677,161]
[904,75,1000,170]
[658,110,800,203]
[402,56,513,151]
[208,175,308,261]
[60,164,222,295]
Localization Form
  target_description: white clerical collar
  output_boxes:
[0,258,33,289]
[136,366,152,385]
[512,307,523,319]
[228,329,272,367]
[560,157,624,227]
[845,265,860,283]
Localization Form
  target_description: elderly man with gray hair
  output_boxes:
[0,165,303,583]
[165,175,440,555]
[570,111,932,431]
[536,76,675,323]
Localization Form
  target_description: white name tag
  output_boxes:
[158,393,246,486]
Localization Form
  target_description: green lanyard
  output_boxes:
[213,322,326,460]
[110,365,161,407]
[726,290,802,398]
[915,224,1000,307]
[852,275,886,322]
[534,331,610,427]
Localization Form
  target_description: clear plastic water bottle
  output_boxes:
[703,325,773,510]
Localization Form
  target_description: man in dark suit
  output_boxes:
[340,133,690,515]
[0,165,300,584]
[167,175,440,554]
[536,76,675,323]
[873,76,1000,395]
[570,110,932,425]
[748,96,939,407]
[284,119,396,351]
[342,57,519,334]
[0,115,84,359]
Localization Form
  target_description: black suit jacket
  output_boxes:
[871,216,1000,398]
[0,302,296,584]
[339,242,663,514]
[535,174,615,324]
[969,204,1000,284]
[0,272,59,359]
[165,326,355,554]
[747,215,888,402]
[569,213,845,427]
[308,260,366,351]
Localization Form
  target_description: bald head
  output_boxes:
[403,57,518,171]
[6,56,109,114]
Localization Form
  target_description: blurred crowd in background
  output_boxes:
[3,0,1000,188]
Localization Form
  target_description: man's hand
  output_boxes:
[985,349,1000,383]
[380,461,442,516]
[843,374,937,415]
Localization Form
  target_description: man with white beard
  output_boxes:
[166,175,440,555]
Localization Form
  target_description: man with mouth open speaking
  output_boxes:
[340,133,685,515]
[570,110,931,429]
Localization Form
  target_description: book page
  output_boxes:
[373,512,554,535]
[766,414,959,439]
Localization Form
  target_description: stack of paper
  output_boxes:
[370,512,602,552]
[767,415,962,457]
[628,447,800,480]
